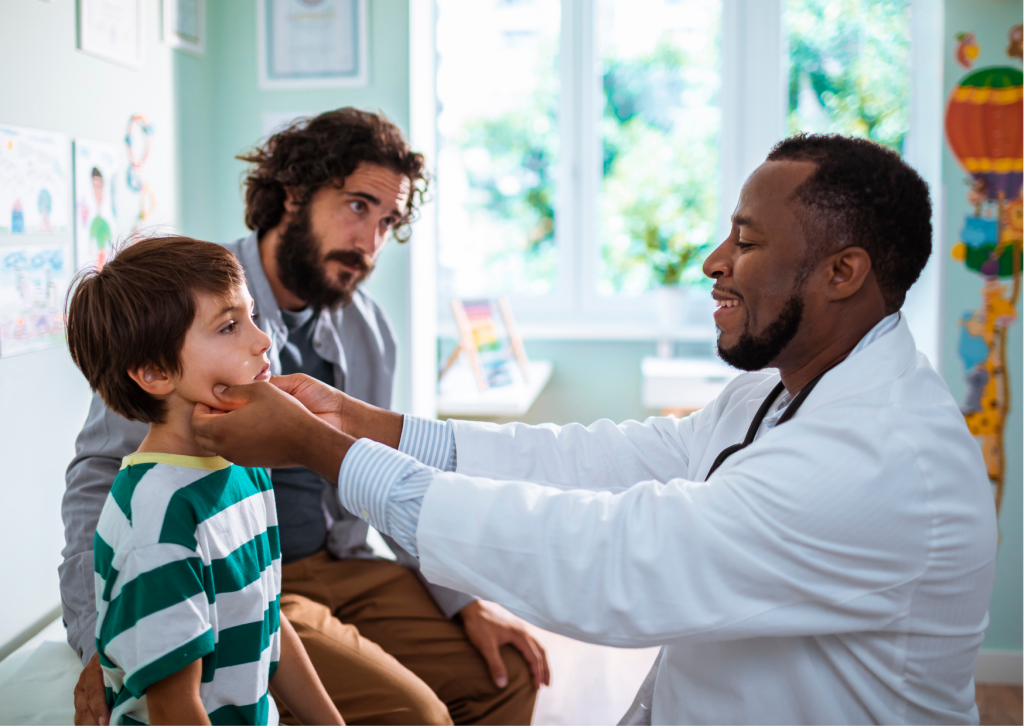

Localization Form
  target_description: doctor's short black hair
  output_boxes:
[767,134,931,314]
[238,107,428,242]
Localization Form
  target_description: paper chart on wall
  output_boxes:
[74,138,138,271]
[0,125,72,236]
[0,245,70,357]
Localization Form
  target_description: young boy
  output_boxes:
[65,236,344,726]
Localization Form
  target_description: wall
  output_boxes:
[0,0,180,655]
[940,0,1023,659]
[177,0,414,412]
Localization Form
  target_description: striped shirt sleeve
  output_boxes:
[97,542,215,699]
[338,439,436,557]
[398,416,457,471]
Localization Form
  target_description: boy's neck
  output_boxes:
[137,398,217,458]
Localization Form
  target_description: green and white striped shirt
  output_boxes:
[94,453,282,725]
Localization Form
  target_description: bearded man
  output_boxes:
[64,109,547,726]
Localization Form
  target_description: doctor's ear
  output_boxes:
[127,363,175,397]
[824,246,873,302]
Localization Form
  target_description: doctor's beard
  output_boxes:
[717,293,804,371]
[276,204,375,311]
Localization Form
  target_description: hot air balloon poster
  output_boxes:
[945,47,1022,517]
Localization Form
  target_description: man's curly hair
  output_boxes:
[238,108,428,242]
[767,134,931,314]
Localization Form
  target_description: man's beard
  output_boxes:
[717,293,804,371]
[275,205,374,311]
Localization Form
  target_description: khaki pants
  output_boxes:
[273,551,537,725]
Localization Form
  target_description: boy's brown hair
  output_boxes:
[66,236,245,424]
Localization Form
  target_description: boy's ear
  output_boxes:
[127,363,174,397]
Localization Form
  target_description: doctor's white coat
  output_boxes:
[416,317,997,724]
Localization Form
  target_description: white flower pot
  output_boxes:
[654,285,688,332]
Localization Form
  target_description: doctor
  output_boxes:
[193,134,998,725]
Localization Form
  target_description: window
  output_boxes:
[786,0,911,150]
[432,0,929,339]
[597,0,721,296]
[436,0,560,298]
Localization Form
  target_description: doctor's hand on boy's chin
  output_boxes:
[272,373,405,449]
[191,380,356,481]
[269,373,346,431]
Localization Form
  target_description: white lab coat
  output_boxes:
[416,317,997,724]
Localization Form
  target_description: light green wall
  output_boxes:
[940,0,1022,654]
[177,0,413,411]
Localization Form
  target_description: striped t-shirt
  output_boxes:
[94,453,282,725]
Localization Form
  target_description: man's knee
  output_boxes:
[450,645,537,725]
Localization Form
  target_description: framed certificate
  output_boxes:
[162,0,205,55]
[257,0,369,89]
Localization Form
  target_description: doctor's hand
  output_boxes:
[73,653,109,725]
[272,373,404,449]
[192,380,355,481]
[459,600,551,691]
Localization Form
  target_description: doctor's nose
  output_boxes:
[703,240,732,279]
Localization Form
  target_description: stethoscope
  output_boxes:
[704,366,833,481]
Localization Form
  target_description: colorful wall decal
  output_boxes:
[1007,23,1022,60]
[955,31,980,69]
[945,55,1022,516]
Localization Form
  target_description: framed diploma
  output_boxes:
[257,0,369,89]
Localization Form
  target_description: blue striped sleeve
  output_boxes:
[337,439,435,556]
[399,416,457,471]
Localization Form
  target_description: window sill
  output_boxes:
[438,321,717,342]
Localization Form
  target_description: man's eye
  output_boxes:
[349,200,366,213]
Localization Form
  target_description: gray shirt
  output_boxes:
[274,305,340,564]
[60,232,476,664]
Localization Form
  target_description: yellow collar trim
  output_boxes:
[120,452,232,471]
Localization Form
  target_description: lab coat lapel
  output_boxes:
[795,315,919,416]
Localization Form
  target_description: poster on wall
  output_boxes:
[257,0,368,88]
[0,245,71,357]
[0,125,72,236]
[74,138,139,271]
[78,0,141,68]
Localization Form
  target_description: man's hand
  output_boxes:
[73,653,110,726]
[460,600,551,691]
[191,381,355,481]
[271,374,405,448]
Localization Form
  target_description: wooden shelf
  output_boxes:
[438,360,553,417]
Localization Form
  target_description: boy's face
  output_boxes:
[172,283,272,409]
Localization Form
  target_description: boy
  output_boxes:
[65,236,344,726]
